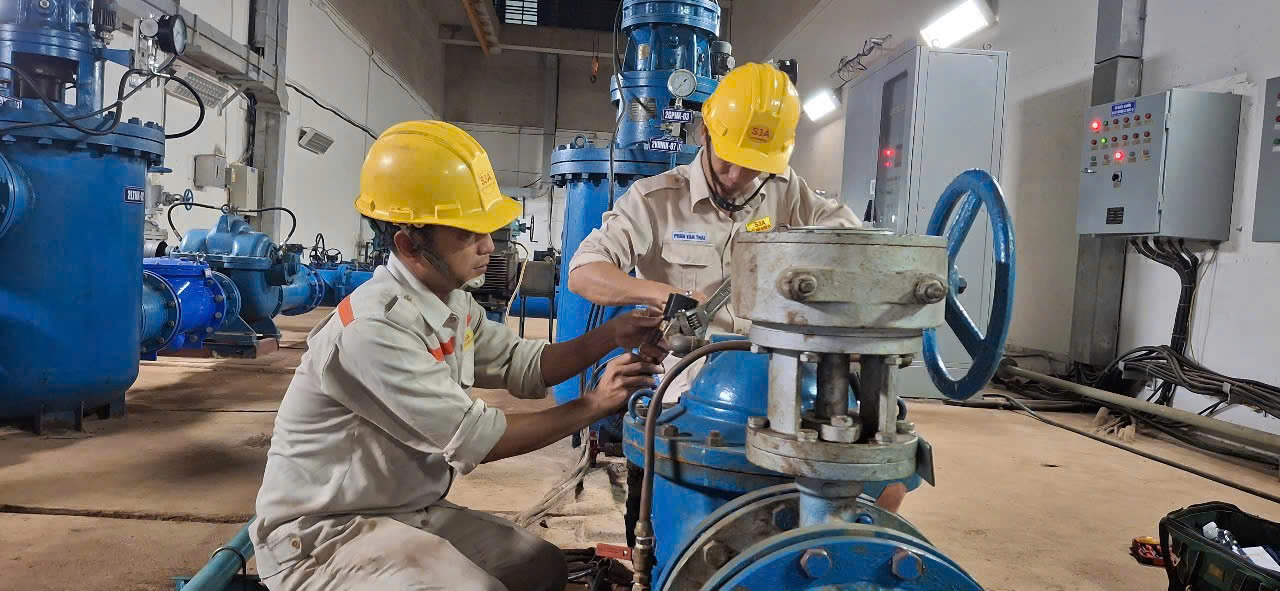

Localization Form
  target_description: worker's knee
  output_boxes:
[501,533,567,591]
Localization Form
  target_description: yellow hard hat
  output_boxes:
[701,63,801,175]
[355,120,521,235]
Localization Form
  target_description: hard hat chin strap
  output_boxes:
[404,226,467,287]
[703,142,774,214]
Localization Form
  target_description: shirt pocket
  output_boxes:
[661,241,720,292]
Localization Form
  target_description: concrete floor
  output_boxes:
[0,309,1276,590]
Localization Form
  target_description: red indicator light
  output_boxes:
[884,161,893,167]
[1124,117,1130,122]
[1090,120,1101,131]
[1091,139,1097,145]
[883,148,896,157]
[1123,135,1129,140]
[1112,137,1118,142]
[1145,113,1152,119]
[1113,119,1120,124]
[1144,131,1150,137]
[1114,151,1125,160]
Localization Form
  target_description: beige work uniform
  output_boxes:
[250,255,564,591]
[569,149,861,399]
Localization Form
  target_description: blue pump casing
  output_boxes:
[0,1,165,428]
[171,214,323,354]
[314,263,374,307]
[140,258,235,359]
[550,0,723,408]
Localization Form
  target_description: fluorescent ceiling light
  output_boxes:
[921,0,994,48]
[803,88,841,122]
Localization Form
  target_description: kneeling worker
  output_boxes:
[250,121,665,591]
[566,63,910,513]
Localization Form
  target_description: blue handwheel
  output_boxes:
[922,170,1015,400]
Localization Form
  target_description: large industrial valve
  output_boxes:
[628,169,1015,590]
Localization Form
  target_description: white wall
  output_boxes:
[107,0,436,258]
[768,0,1280,433]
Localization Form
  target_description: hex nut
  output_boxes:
[820,423,859,443]
[896,420,915,433]
[702,540,732,568]
[799,548,832,579]
[831,415,854,427]
[915,278,948,304]
[770,504,798,531]
[705,430,724,447]
[891,549,924,580]
[659,424,679,437]
[797,429,819,442]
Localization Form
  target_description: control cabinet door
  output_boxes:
[1077,94,1167,236]
[840,49,919,231]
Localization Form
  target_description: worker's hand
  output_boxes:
[607,308,668,362]
[648,285,707,310]
[586,353,664,415]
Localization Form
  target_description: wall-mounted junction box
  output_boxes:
[227,164,259,214]
[1077,89,1241,242]
[194,153,227,188]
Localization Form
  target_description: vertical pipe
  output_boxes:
[816,353,850,419]
[765,351,801,435]
[857,356,887,442]
[796,478,864,528]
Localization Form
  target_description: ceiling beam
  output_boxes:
[460,0,502,55]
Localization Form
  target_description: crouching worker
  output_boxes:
[250,121,666,591]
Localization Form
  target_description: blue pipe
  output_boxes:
[173,521,254,591]
[315,264,374,307]
[507,296,553,319]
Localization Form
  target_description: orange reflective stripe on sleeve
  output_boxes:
[428,346,445,362]
[439,336,455,357]
[337,297,355,326]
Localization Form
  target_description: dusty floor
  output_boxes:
[0,309,1276,590]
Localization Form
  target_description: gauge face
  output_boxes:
[157,14,188,56]
[667,69,697,98]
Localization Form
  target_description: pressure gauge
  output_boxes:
[138,17,160,39]
[667,69,697,99]
[156,14,188,56]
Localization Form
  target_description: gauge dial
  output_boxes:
[667,69,697,99]
[157,14,188,56]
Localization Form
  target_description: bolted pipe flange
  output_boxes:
[891,549,925,580]
[799,548,832,579]
[914,277,948,304]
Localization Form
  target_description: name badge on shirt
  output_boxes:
[672,231,709,242]
[463,328,475,351]
[746,216,773,232]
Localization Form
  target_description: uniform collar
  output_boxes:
[387,253,464,331]
[687,147,790,214]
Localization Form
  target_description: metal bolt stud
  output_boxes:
[799,548,832,579]
[896,420,915,433]
[831,415,854,427]
[659,424,679,437]
[793,274,818,296]
[914,278,948,304]
[705,430,724,447]
[797,429,819,442]
[747,416,768,429]
[855,513,875,525]
[770,505,798,531]
[891,549,924,580]
[38,0,50,8]
[702,540,732,568]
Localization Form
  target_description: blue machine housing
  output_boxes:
[550,0,723,408]
[140,258,235,359]
[0,0,164,429]
[171,214,323,355]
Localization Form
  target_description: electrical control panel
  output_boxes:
[1253,77,1280,242]
[839,44,1007,398]
[1078,89,1241,241]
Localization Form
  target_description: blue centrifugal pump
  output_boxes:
[549,0,733,406]
[164,211,325,356]
[0,0,168,431]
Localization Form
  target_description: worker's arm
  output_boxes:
[538,308,667,387]
[567,184,697,309]
[484,353,661,462]
[570,261,698,309]
[793,174,862,228]
[323,317,507,475]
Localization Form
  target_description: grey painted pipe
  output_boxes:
[999,365,1280,454]
[178,520,254,591]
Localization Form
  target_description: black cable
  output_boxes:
[162,73,205,139]
[0,52,179,135]
[985,394,1280,505]
[286,82,377,139]
[235,206,298,244]
[239,91,257,166]
[167,202,228,241]
[167,203,298,245]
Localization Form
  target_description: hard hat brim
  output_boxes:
[706,133,790,175]
[354,192,522,235]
